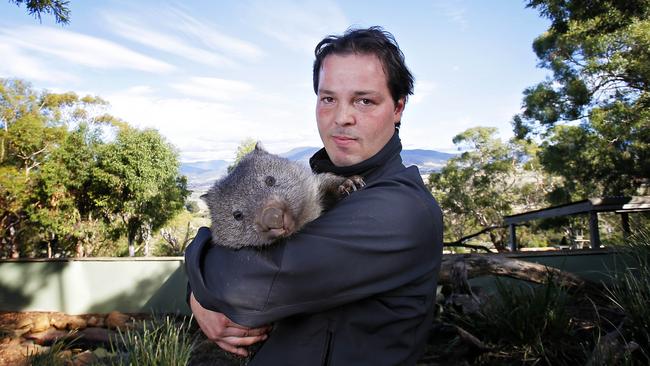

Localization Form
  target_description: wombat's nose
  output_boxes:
[261,207,284,229]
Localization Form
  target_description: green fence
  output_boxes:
[0,250,628,314]
[0,257,189,314]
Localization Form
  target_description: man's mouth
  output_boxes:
[332,135,357,146]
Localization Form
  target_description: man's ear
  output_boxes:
[394,98,405,123]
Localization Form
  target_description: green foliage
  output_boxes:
[26,335,75,366]
[0,78,188,258]
[185,200,200,214]
[92,127,189,256]
[9,0,71,24]
[453,278,587,365]
[428,127,554,250]
[227,138,257,173]
[607,229,650,359]
[514,0,650,200]
[107,316,195,366]
[153,209,208,256]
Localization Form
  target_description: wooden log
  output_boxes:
[438,254,602,294]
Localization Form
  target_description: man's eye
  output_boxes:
[321,97,334,103]
[357,98,373,106]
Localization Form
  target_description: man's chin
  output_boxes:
[330,154,361,167]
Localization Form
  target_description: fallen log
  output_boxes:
[438,254,603,296]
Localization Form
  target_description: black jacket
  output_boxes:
[185,132,443,365]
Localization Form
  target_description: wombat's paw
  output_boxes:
[338,175,365,196]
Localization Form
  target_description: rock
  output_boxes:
[72,350,97,366]
[16,318,32,330]
[66,316,87,330]
[12,328,30,337]
[30,314,51,333]
[86,316,104,328]
[77,327,116,346]
[105,311,131,330]
[50,314,88,330]
[21,340,48,357]
[50,313,69,329]
[24,329,69,346]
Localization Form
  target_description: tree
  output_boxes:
[30,123,104,257]
[92,127,189,256]
[8,0,71,24]
[428,127,552,251]
[514,0,650,201]
[0,79,107,257]
[226,138,257,173]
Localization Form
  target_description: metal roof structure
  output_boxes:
[503,196,650,251]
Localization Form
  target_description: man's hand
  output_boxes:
[190,292,271,357]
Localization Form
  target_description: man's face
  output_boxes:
[316,53,405,167]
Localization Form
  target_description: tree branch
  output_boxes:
[444,225,508,249]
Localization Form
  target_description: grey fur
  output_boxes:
[202,143,364,249]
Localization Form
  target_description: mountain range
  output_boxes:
[181,147,455,191]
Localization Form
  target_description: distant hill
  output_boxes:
[401,149,455,173]
[279,147,320,165]
[182,147,454,192]
[180,160,229,190]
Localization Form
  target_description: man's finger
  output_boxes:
[226,320,271,330]
[221,334,268,347]
[221,326,271,338]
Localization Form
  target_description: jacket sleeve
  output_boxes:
[185,177,443,327]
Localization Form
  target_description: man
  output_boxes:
[185,26,443,365]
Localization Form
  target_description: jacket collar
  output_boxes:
[309,129,402,177]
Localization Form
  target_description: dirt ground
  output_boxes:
[1,311,60,365]
[0,311,155,366]
[0,311,249,366]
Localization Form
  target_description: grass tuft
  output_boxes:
[105,315,195,366]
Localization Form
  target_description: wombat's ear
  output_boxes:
[254,141,266,152]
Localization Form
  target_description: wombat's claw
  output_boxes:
[338,176,365,196]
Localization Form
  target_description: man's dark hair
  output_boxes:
[313,26,415,106]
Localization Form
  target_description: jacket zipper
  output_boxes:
[321,330,333,366]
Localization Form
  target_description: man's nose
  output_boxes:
[334,104,355,126]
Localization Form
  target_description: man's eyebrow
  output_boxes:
[317,89,381,96]
[353,90,380,96]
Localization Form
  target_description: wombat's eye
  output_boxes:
[264,176,276,187]
[233,211,244,221]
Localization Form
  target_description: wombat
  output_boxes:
[202,143,364,249]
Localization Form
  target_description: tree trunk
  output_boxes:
[75,242,84,257]
[141,224,152,257]
[8,226,19,258]
[128,234,135,257]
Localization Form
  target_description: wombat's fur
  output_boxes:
[202,143,364,249]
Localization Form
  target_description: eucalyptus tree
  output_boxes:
[429,127,551,250]
[93,127,189,256]
[515,0,650,201]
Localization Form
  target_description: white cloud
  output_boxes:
[171,77,255,102]
[248,0,349,53]
[104,86,321,162]
[0,43,78,83]
[165,7,265,61]
[0,26,174,73]
[103,13,235,68]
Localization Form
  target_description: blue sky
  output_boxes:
[0,0,550,162]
